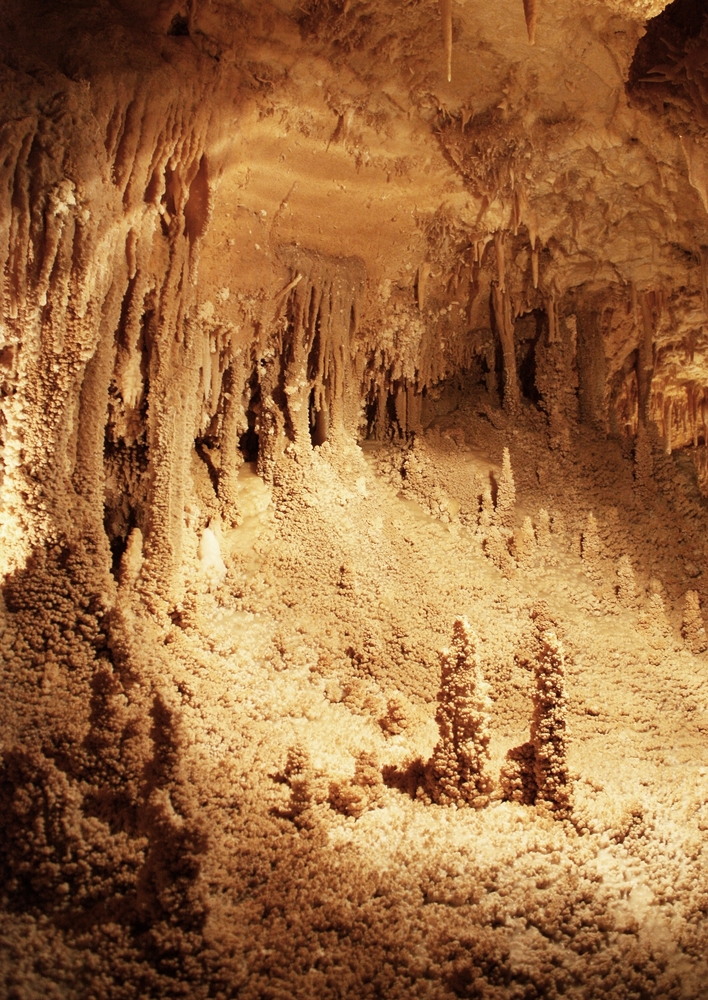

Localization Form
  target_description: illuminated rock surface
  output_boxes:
[2,0,708,996]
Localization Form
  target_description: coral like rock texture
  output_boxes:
[683,589,708,653]
[4,0,708,995]
[494,446,516,531]
[502,604,572,818]
[427,617,494,808]
[530,625,573,818]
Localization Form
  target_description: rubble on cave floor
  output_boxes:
[142,403,708,999]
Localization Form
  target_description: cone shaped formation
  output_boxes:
[429,617,493,807]
[522,0,537,45]
[531,627,571,817]
[439,0,453,82]
[495,447,516,530]
[501,604,572,818]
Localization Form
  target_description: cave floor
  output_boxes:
[4,399,708,998]
[115,398,708,999]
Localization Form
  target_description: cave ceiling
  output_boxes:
[4,2,707,405]
[4,0,706,291]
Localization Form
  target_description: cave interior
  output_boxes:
[3,0,708,997]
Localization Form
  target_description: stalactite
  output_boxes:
[531,239,539,290]
[687,383,698,448]
[630,282,638,330]
[640,292,660,372]
[491,232,519,413]
[492,283,519,413]
[512,184,527,236]
[546,295,557,344]
[417,262,430,311]
[494,230,506,294]
[522,0,537,45]
[438,0,453,82]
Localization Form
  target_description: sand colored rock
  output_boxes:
[427,618,494,808]
[494,447,516,531]
[683,590,708,654]
[501,605,572,818]
[582,512,602,568]
[616,554,638,608]
[2,0,708,996]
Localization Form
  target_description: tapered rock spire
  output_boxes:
[439,0,452,81]
[523,0,537,44]
[427,617,494,808]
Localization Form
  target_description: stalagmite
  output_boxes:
[531,626,571,817]
[513,515,536,567]
[639,590,672,649]
[380,692,410,735]
[478,484,494,530]
[531,241,539,289]
[616,555,637,608]
[120,527,144,586]
[329,750,384,817]
[501,606,571,818]
[495,446,516,530]
[682,590,708,653]
[427,618,494,807]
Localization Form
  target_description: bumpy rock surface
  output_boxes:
[2,0,708,997]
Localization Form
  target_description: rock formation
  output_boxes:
[2,0,708,996]
[683,590,708,653]
[494,447,516,531]
[501,605,572,818]
[427,617,494,808]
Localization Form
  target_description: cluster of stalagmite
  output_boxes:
[422,609,572,818]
